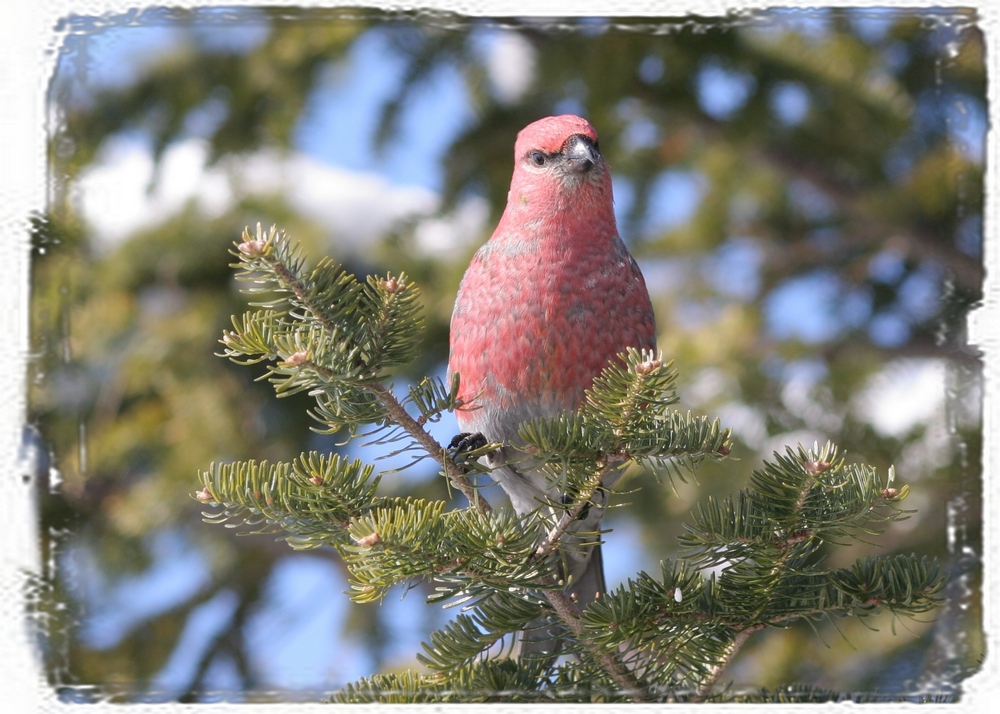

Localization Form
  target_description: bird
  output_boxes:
[447,114,657,662]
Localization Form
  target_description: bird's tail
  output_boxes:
[513,542,606,665]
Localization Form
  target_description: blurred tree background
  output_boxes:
[29,5,983,703]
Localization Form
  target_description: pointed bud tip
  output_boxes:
[283,350,309,367]
[635,359,662,375]
[237,239,266,256]
[195,488,214,502]
[355,532,381,548]
[379,277,403,294]
[804,460,831,474]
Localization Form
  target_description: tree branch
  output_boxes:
[242,229,488,511]
[543,588,647,701]
[370,382,489,511]
[532,461,617,561]
[691,623,764,702]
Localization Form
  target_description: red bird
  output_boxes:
[448,115,656,659]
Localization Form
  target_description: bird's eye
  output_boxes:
[529,151,546,166]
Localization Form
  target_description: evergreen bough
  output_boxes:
[196,225,944,702]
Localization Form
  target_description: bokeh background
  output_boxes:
[27,5,984,703]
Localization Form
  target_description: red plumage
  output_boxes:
[450,115,655,441]
[447,115,657,660]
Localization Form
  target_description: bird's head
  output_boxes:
[495,115,618,240]
[512,115,607,187]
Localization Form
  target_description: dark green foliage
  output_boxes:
[517,349,732,490]
[682,443,912,564]
[199,452,378,549]
[220,224,427,434]
[197,228,944,702]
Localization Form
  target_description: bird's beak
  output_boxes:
[562,135,600,174]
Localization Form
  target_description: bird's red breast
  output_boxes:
[448,115,656,437]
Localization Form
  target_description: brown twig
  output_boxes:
[370,382,489,511]
[691,623,765,702]
[245,229,488,512]
[543,588,647,701]
[532,459,624,560]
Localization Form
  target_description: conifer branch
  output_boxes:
[201,225,943,702]
[228,224,484,509]
[745,453,827,623]
[532,459,621,561]
[369,381,488,511]
[540,587,646,700]
[693,623,764,702]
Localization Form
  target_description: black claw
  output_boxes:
[448,432,491,475]
[560,489,603,521]
[559,493,591,520]
[449,432,488,455]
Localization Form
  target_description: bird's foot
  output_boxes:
[560,486,608,521]
[560,493,592,521]
[449,432,488,453]
[448,432,490,471]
